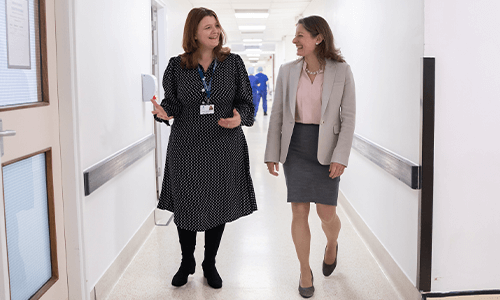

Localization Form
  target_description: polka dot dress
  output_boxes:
[155,53,257,231]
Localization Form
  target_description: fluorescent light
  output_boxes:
[239,25,266,31]
[241,32,264,36]
[235,9,269,19]
[244,43,263,47]
[246,49,262,52]
[243,39,263,43]
[246,54,260,57]
[249,58,259,61]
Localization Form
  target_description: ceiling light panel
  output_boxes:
[245,45,261,50]
[241,31,264,35]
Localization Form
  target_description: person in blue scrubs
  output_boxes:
[248,67,260,118]
[255,66,269,116]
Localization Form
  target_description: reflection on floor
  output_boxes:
[106,112,402,300]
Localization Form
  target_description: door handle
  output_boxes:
[0,119,16,157]
[0,130,16,137]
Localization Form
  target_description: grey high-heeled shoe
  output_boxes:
[323,243,338,276]
[298,270,314,298]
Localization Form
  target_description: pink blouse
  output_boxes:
[295,61,323,124]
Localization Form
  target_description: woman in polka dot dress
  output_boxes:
[151,7,257,289]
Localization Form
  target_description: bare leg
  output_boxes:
[291,202,313,287]
[316,204,341,264]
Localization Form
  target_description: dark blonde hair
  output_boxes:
[297,16,345,64]
[180,7,230,69]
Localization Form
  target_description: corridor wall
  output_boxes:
[65,0,192,293]
[303,0,424,287]
[425,0,500,292]
[73,0,157,291]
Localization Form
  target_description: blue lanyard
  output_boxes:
[197,60,217,101]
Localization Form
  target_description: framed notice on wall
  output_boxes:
[5,0,31,69]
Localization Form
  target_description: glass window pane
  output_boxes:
[3,153,52,300]
[0,0,43,107]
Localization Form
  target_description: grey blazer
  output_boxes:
[264,59,356,167]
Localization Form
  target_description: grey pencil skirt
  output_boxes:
[283,123,340,206]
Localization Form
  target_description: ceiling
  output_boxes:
[187,0,312,63]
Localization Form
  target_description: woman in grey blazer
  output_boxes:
[264,16,355,298]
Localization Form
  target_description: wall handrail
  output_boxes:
[83,134,156,196]
[351,133,421,189]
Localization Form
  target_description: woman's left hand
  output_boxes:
[218,109,241,129]
[329,162,346,179]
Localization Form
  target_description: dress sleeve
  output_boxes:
[154,57,183,125]
[232,54,255,127]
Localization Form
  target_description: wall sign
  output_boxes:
[5,0,31,69]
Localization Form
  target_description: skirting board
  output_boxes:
[90,210,155,300]
[338,191,422,300]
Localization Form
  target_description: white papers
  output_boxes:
[6,0,31,69]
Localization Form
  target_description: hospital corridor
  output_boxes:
[103,114,402,300]
[1,0,500,300]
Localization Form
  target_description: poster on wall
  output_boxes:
[5,0,31,69]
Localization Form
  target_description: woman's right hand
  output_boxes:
[266,162,279,176]
[151,98,173,121]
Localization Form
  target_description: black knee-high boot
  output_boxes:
[172,226,197,287]
[202,223,225,289]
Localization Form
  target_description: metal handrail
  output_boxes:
[83,135,156,196]
[351,133,421,189]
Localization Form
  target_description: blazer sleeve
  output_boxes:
[331,64,356,166]
[264,64,285,163]
[154,57,183,126]
[233,54,255,127]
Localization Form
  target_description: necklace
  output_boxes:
[305,68,324,75]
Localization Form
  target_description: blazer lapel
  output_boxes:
[289,60,303,118]
[321,60,337,118]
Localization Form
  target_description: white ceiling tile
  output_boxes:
[270,2,309,9]
[190,0,231,4]
[231,3,272,9]
[269,8,302,14]
[270,0,311,2]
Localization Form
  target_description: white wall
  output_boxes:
[155,0,193,221]
[162,0,192,60]
[283,35,298,64]
[425,0,500,292]
[73,0,158,290]
[303,0,424,285]
[272,35,298,92]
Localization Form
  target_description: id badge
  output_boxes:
[200,104,215,115]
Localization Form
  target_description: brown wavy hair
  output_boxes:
[297,16,345,64]
[180,7,230,69]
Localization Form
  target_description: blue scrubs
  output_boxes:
[255,72,268,115]
[249,75,260,117]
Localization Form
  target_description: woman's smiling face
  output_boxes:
[292,24,321,58]
[196,16,221,50]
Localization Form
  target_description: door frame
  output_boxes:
[54,0,88,299]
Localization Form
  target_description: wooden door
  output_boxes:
[0,0,68,299]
